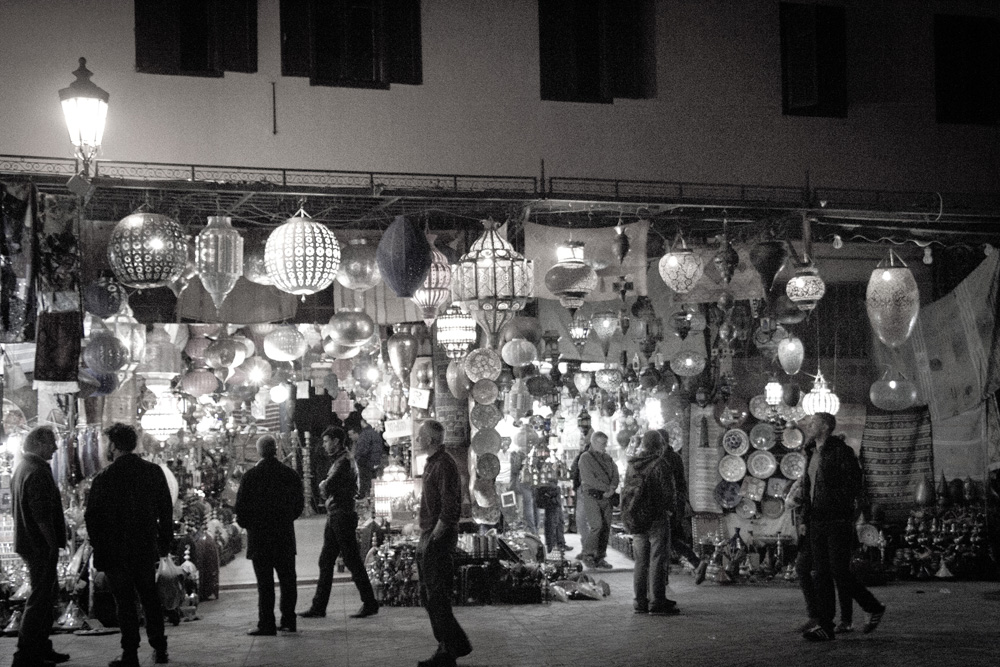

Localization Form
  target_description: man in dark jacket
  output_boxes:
[11,426,68,667]
[233,434,305,636]
[624,431,678,615]
[85,423,173,667]
[797,412,886,642]
[656,428,706,583]
[299,426,379,619]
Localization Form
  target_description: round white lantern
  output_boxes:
[263,326,307,362]
[802,370,840,416]
[658,235,704,294]
[265,214,341,296]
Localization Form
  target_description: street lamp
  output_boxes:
[58,57,109,179]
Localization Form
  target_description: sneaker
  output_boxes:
[797,619,819,633]
[694,560,708,585]
[863,607,885,634]
[595,559,614,570]
[298,609,326,618]
[559,544,574,552]
[349,603,379,618]
[803,626,835,642]
[834,622,854,634]
[633,601,648,614]
[46,650,71,664]
[648,603,680,616]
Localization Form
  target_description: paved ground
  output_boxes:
[3,518,998,666]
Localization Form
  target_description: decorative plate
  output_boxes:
[750,422,776,450]
[749,394,771,420]
[471,429,502,456]
[761,496,785,519]
[740,476,766,502]
[766,477,792,499]
[472,477,500,508]
[857,523,881,548]
[464,347,502,383]
[721,428,750,456]
[746,450,778,479]
[713,480,743,510]
[470,403,502,431]
[779,451,806,480]
[735,498,759,520]
[719,455,747,482]
[782,426,804,450]
[472,379,500,405]
[471,503,501,525]
[475,451,501,478]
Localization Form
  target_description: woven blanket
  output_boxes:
[860,406,934,526]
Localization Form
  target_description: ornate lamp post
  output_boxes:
[59,57,109,178]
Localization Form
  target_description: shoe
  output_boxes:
[109,657,141,667]
[349,603,379,618]
[573,553,584,560]
[12,658,56,667]
[559,544,574,552]
[648,603,680,615]
[595,559,614,569]
[298,608,326,618]
[582,557,597,569]
[417,653,457,667]
[46,650,71,664]
[803,626,835,642]
[246,628,277,636]
[694,560,708,585]
[797,619,819,633]
[278,625,297,633]
[863,607,885,634]
[154,646,169,663]
[835,622,854,634]
[634,601,648,614]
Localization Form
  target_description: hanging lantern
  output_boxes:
[108,212,188,289]
[362,402,384,424]
[577,408,592,433]
[269,382,292,404]
[568,313,591,352]
[331,390,353,420]
[239,357,273,386]
[501,338,538,368]
[83,330,130,374]
[774,294,808,325]
[324,310,376,348]
[777,336,805,375]
[336,237,382,291]
[410,234,453,325]
[242,243,273,285]
[764,376,784,406]
[504,378,533,420]
[264,211,341,296]
[573,372,593,394]
[866,252,920,348]
[180,367,221,398]
[595,367,623,393]
[446,359,472,400]
[658,233,705,294]
[786,262,826,311]
[713,222,740,284]
[104,304,146,367]
[58,57,108,172]
[376,216,432,298]
[323,338,362,360]
[869,369,918,411]
[670,350,706,377]
[544,240,598,318]
[802,370,840,416]
[436,304,477,359]
[83,276,126,318]
[387,330,419,385]
[136,323,183,375]
[749,235,789,296]
[590,311,620,358]
[263,326,307,362]
[196,215,244,310]
[205,336,246,370]
[452,220,534,345]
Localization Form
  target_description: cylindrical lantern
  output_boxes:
[500,338,538,368]
[196,215,244,310]
[264,213,341,296]
[777,336,805,375]
[658,234,705,294]
[107,212,188,289]
[544,240,599,317]
[866,255,920,348]
[786,262,826,311]
[436,305,477,359]
[764,376,783,406]
[569,313,592,351]
[869,369,918,411]
[802,370,840,416]
[336,237,381,291]
[410,234,453,326]
[263,326,307,362]
[376,216,432,298]
[104,304,146,367]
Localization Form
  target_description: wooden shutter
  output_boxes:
[135,0,181,74]
[608,0,656,100]
[539,0,612,103]
[385,0,422,85]
[780,2,847,117]
[220,0,259,73]
[310,0,388,89]
[281,0,311,77]
[935,15,1000,126]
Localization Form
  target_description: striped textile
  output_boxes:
[860,406,934,526]
[689,410,723,514]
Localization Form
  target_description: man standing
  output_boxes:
[233,434,304,636]
[797,412,886,642]
[577,431,619,570]
[656,428,706,583]
[85,423,173,667]
[415,420,471,667]
[350,419,384,498]
[299,427,379,619]
[11,426,68,667]
[569,437,591,541]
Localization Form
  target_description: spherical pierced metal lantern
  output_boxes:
[410,235,453,326]
[500,338,538,368]
[196,215,243,310]
[84,331,130,374]
[436,305,477,359]
[670,350,706,377]
[452,220,534,345]
[595,367,623,393]
[544,241,598,317]
[658,234,704,294]
[786,262,826,311]
[265,212,341,296]
[263,326,307,362]
[802,370,840,416]
[336,237,381,291]
[108,212,188,289]
[866,253,920,348]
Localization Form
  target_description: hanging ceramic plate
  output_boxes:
[749,394,771,420]
[464,348,502,383]
[472,379,500,405]
[857,523,881,548]
[473,477,500,508]
[782,426,804,450]
[471,429,502,456]
[471,503,501,525]
[719,455,747,482]
[766,477,792,498]
[735,498,759,520]
[740,475,766,502]
[747,450,778,479]
[475,451,501,478]
[470,403,502,431]
[721,428,750,456]
[713,480,743,510]
[779,451,806,480]
[750,422,776,450]
[761,496,785,519]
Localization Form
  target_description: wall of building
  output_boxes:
[1,0,997,192]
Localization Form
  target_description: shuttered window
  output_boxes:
[779,2,847,118]
[935,14,1000,126]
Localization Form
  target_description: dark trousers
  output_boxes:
[310,509,376,611]
[796,532,854,624]
[251,551,297,631]
[417,528,471,659]
[15,552,58,662]
[105,560,167,657]
[810,520,882,632]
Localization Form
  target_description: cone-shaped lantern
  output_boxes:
[436,305,477,359]
[866,250,920,348]
[196,215,243,310]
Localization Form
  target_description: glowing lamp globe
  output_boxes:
[777,336,805,375]
[866,262,920,348]
[269,383,292,404]
[325,310,376,348]
[544,241,598,316]
[670,350,706,377]
[108,213,188,289]
[573,372,593,394]
[58,58,108,168]
[764,377,784,406]
[591,311,620,358]
[658,236,704,294]
[869,369,918,411]
[501,338,538,368]
[180,368,220,398]
[264,214,341,296]
[786,263,826,311]
[205,337,246,369]
[594,368,623,392]
[263,326,307,362]
[802,370,840,416]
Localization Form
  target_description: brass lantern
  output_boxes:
[544,240,598,318]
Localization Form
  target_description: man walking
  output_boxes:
[233,435,304,636]
[85,423,173,667]
[349,418,384,498]
[299,426,379,619]
[415,420,471,667]
[11,426,69,667]
[797,412,886,642]
[577,431,619,570]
